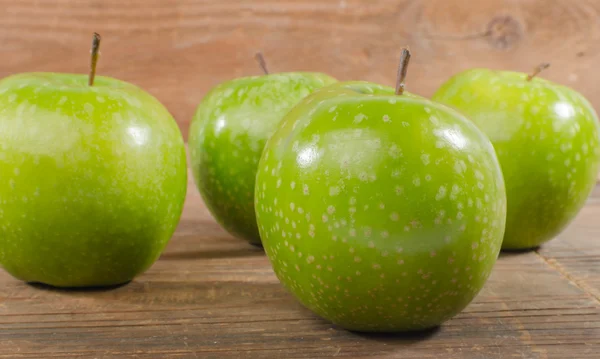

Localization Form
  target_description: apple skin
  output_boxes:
[188,72,336,244]
[0,73,187,288]
[433,69,600,249]
[255,81,506,332]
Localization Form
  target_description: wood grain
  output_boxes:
[0,171,598,358]
[1,0,599,137]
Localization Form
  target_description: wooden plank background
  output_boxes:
[1,0,599,137]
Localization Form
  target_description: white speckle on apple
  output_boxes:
[353,113,367,124]
[329,186,340,196]
[582,143,589,154]
[420,153,430,165]
[83,103,94,115]
[454,160,466,174]
[450,184,461,199]
[390,212,399,221]
[435,186,447,200]
[56,96,68,106]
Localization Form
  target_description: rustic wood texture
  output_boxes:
[1,0,600,138]
[0,171,598,358]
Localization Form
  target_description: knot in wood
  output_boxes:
[486,15,523,49]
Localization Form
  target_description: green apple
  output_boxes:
[433,68,600,249]
[255,77,507,331]
[189,71,336,244]
[0,34,187,287]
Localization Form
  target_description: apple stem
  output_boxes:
[88,32,102,86]
[395,47,411,95]
[255,52,269,75]
[526,63,550,81]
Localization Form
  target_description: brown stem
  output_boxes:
[526,63,550,81]
[88,32,102,86]
[254,52,269,75]
[395,47,411,95]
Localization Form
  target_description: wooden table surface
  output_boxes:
[0,170,598,359]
